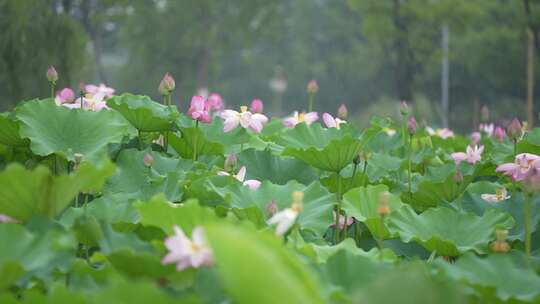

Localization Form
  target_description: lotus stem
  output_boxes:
[193,120,199,161]
[524,192,532,259]
[335,172,343,243]
[50,83,55,99]
[138,129,143,150]
[348,162,358,191]
[307,93,314,112]
[408,134,413,197]
[163,94,169,152]
[362,160,368,187]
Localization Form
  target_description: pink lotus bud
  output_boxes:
[224,153,237,172]
[159,72,175,95]
[407,116,417,135]
[506,118,522,141]
[480,105,489,122]
[46,66,58,83]
[471,132,481,145]
[307,80,318,94]
[0,214,19,223]
[266,200,278,216]
[250,99,264,113]
[207,93,223,111]
[143,153,154,167]
[399,101,409,116]
[494,127,505,142]
[337,104,348,119]
[56,88,75,104]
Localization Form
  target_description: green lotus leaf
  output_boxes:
[401,173,472,212]
[342,185,404,239]
[103,148,190,201]
[236,149,318,185]
[107,93,179,132]
[298,238,397,264]
[168,127,224,159]
[135,194,219,235]
[438,253,540,302]
[205,222,325,304]
[0,224,77,278]
[213,180,334,236]
[276,123,363,172]
[16,99,129,161]
[0,160,115,221]
[461,181,540,241]
[0,113,28,147]
[388,205,514,256]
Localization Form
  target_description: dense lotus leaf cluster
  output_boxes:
[1,91,540,304]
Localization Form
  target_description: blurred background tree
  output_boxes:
[0,0,539,132]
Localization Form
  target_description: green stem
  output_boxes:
[354,221,362,246]
[348,163,358,191]
[138,129,143,150]
[193,120,199,161]
[362,160,368,187]
[524,192,532,259]
[50,83,55,99]
[75,194,79,208]
[377,215,385,251]
[163,95,169,152]
[307,93,314,112]
[401,115,408,153]
[335,172,343,243]
[408,134,413,196]
[513,139,518,158]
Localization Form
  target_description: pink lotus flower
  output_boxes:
[494,127,506,142]
[218,166,261,190]
[220,106,268,133]
[451,145,484,165]
[207,93,223,111]
[250,99,264,113]
[283,111,318,128]
[85,83,115,102]
[471,132,481,145]
[267,191,304,236]
[162,226,213,271]
[0,214,20,223]
[496,153,540,181]
[426,127,455,139]
[188,96,212,123]
[322,113,346,129]
[61,94,109,111]
[479,123,494,137]
[337,104,348,119]
[55,88,75,104]
[330,211,354,230]
[158,73,175,95]
[481,188,510,203]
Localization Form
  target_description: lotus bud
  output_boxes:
[494,127,505,142]
[506,118,522,141]
[159,72,175,95]
[307,80,318,94]
[46,66,58,83]
[207,93,223,111]
[250,99,264,113]
[490,228,510,253]
[471,132,481,145]
[407,116,417,135]
[224,153,237,172]
[399,101,409,116]
[377,191,390,216]
[353,154,361,165]
[291,191,304,213]
[480,105,489,122]
[337,104,348,119]
[143,153,154,168]
[266,200,278,216]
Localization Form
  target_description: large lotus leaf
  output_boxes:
[103,148,190,201]
[0,224,77,278]
[205,223,325,304]
[438,253,540,302]
[276,124,363,172]
[388,205,514,256]
[168,127,224,159]
[16,99,129,161]
[107,94,179,132]
[461,181,540,241]
[213,180,334,236]
[236,149,318,185]
[342,185,403,240]
[135,195,219,235]
[401,173,472,212]
[0,113,28,147]
[0,161,115,221]
[298,238,397,264]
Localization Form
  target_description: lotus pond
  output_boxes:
[0,83,539,303]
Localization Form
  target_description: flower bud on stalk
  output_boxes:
[46,66,58,83]
[494,127,505,142]
[399,101,409,116]
[250,99,264,113]
[266,200,278,217]
[337,104,348,119]
[307,80,318,94]
[159,72,175,97]
[407,116,417,135]
[224,153,237,172]
[143,153,154,168]
[507,118,522,142]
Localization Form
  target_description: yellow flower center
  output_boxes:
[298,112,305,122]
[240,106,248,113]
[190,241,201,252]
[495,188,504,200]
